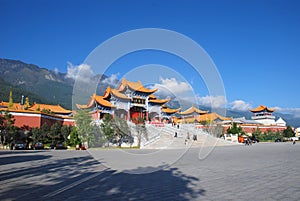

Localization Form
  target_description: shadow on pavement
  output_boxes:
[0,153,52,165]
[0,153,205,201]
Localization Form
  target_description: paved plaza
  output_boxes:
[0,142,299,200]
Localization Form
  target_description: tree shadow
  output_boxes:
[0,150,46,156]
[0,153,51,165]
[0,153,205,201]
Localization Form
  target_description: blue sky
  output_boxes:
[1,0,300,115]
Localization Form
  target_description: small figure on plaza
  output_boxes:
[186,132,190,140]
[193,134,197,141]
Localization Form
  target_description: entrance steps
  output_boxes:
[142,123,237,149]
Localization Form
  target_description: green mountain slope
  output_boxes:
[0,59,74,109]
[0,77,50,104]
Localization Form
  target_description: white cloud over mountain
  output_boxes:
[102,73,119,87]
[65,62,94,82]
[274,107,300,118]
[229,100,252,111]
[152,77,193,97]
[53,67,59,75]
[197,95,227,108]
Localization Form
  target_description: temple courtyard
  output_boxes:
[0,142,299,201]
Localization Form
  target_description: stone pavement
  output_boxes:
[0,142,299,200]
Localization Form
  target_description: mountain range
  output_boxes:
[0,58,299,127]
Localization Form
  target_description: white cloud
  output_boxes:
[54,67,59,75]
[152,77,193,97]
[197,95,227,108]
[65,62,94,82]
[274,107,300,118]
[102,73,119,87]
[230,100,252,111]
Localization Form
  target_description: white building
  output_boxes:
[276,117,286,127]
[296,127,300,140]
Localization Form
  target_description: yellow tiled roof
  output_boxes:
[118,78,157,93]
[149,97,170,104]
[94,95,115,108]
[103,86,131,100]
[0,101,25,110]
[78,93,115,108]
[179,105,208,115]
[29,103,72,114]
[76,104,91,109]
[197,112,231,122]
[161,107,181,114]
[149,94,156,99]
[250,105,275,113]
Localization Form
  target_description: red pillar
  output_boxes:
[146,111,149,122]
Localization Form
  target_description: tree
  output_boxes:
[0,111,16,148]
[40,123,50,143]
[252,127,262,141]
[24,97,30,110]
[0,113,5,148]
[8,90,13,109]
[69,126,81,147]
[134,116,148,147]
[227,122,244,135]
[61,125,71,144]
[283,126,294,138]
[49,122,62,144]
[112,116,130,146]
[31,127,42,143]
[74,109,93,147]
[100,114,114,147]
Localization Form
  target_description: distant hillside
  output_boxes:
[0,59,75,109]
[0,77,49,104]
[0,59,112,109]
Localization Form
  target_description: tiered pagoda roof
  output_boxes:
[103,86,131,100]
[179,105,208,115]
[117,78,157,94]
[148,94,170,104]
[29,103,72,114]
[197,112,231,122]
[161,105,181,114]
[76,93,115,109]
[250,105,275,113]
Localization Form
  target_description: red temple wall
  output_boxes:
[8,112,74,129]
[11,113,41,128]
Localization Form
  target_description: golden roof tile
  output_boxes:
[149,97,170,104]
[29,103,72,114]
[161,107,181,114]
[197,112,231,122]
[118,78,157,93]
[250,105,275,113]
[179,105,208,115]
[103,86,131,100]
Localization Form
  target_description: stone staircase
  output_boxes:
[142,123,238,149]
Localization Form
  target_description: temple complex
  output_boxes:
[0,81,290,138]
[78,78,180,123]
[221,105,287,135]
